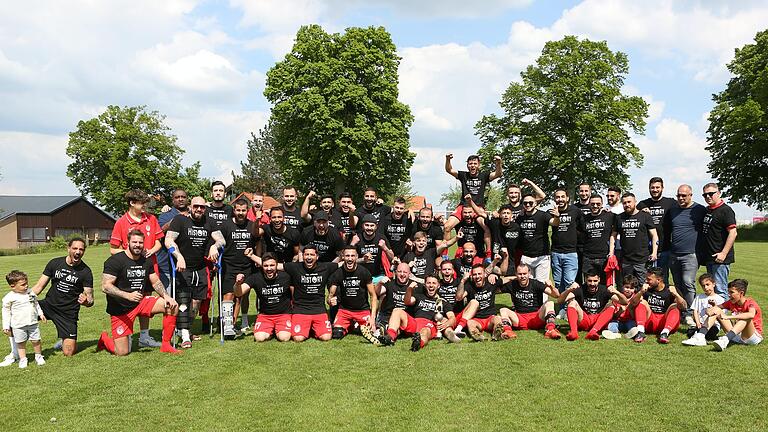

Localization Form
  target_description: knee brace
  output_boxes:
[221,300,235,334]
[175,289,192,330]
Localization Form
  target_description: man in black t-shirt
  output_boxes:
[698,183,738,297]
[280,185,304,231]
[637,177,677,282]
[96,229,180,356]
[300,211,345,263]
[352,214,395,281]
[257,207,301,263]
[517,194,560,285]
[610,193,658,283]
[461,264,508,341]
[498,263,562,339]
[581,195,615,283]
[205,180,234,228]
[407,207,444,252]
[328,246,377,339]
[354,187,391,223]
[557,269,628,341]
[209,199,256,338]
[234,253,292,342]
[374,263,414,330]
[379,197,413,258]
[376,274,442,351]
[627,267,687,343]
[449,203,491,260]
[32,238,94,356]
[400,231,456,282]
[165,196,222,348]
[550,188,584,294]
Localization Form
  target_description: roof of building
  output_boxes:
[0,196,115,222]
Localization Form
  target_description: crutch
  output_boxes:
[168,248,178,348]
[217,249,224,345]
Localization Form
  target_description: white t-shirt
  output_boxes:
[691,292,725,328]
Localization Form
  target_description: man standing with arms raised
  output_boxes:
[699,183,738,297]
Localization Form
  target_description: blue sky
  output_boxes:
[1,0,766,221]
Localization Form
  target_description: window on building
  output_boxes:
[20,227,47,241]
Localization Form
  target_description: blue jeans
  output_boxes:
[706,263,731,298]
[654,251,670,285]
[551,252,579,291]
[670,253,698,314]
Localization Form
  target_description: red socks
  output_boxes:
[634,303,648,326]
[566,307,579,334]
[386,328,398,341]
[97,331,115,354]
[592,306,616,333]
[664,308,680,333]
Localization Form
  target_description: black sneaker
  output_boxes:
[454,329,467,339]
[201,322,211,335]
[410,333,422,352]
[633,331,647,343]
[378,334,394,346]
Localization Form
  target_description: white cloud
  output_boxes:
[0,132,76,195]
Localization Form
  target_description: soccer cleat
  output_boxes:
[454,330,467,339]
[139,335,162,348]
[682,333,707,347]
[378,334,394,347]
[96,331,108,352]
[35,354,45,366]
[410,333,422,352]
[566,331,579,341]
[501,329,517,340]
[633,331,646,343]
[360,325,381,346]
[492,323,503,341]
[240,326,252,336]
[53,339,63,350]
[601,330,622,340]
[544,328,562,340]
[201,322,211,335]
[0,353,16,367]
[585,331,600,341]
[624,327,640,339]
[469,327,485,342]
[160,343,182,354]
[18,357,28,369]
[713,336,729,351]
[658,332,670,344]
[180,340,192,349]
[443,328,462,343]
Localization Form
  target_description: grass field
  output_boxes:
[1,243,767,431]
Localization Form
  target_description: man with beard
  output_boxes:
[550,189,583,295]
[378,197,413,258]
[442,153,502,238]
[627,267,687,343]
[335,192,358,243]
[574,183,593,215]
[256,207,301,263]
[451,241,483,281]
[501,180,546,220]
[462,264,506,342]
[327,247,377,339]
[109,189,164,349]
[517,194,560,284]
[400,232,456,282]
[234,254,292,342]
[300,211,344,263]
[407,207,444,252]
[699,183,738,297]
[605,187,623,215]
[30,238,94,357]
[610,193,658,282]
[371,263,416,334]
[246,191,270,225]
[449,202,491,260]
[280,186,304,231]
[469,203,520,276]
[208,199,256,338]
[165,196,222,348]
[205,181,234,228]
[637,177,677,280]
[498,263,562,340]
[435,259,467,343]
[97,230,180,355]
[157,189,189,288]
[355,188,391,223]
[557,269,629,341]
[581,195,615,284]
[351,215,395,283]
[376,274,443,351]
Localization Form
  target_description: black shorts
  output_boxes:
[176,268,209,300]
[39,300,78,340]
[221,266,253,296]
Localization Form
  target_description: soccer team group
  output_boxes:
[2,152,763,367]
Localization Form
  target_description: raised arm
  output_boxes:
[445,153,458,178]
[522,178,546,203]
[301,191,316,222]
[489,155,503,181]
[608,285,629,306]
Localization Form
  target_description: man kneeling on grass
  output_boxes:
[234,254,292,342]
[376,274,442,351]
[497,263,562,340]
[97,229,180,355]
[706,279,763,351]
[327,246,377,340]
[627,267,687,344]
[557,269,629,341]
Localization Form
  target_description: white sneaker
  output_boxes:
[601,330,622,340]
[35,354,46,366]
[682,333,706,347]
[556,309,567,321]
[713,336,729,351]
[624,327,639,339]
[53,339,63,350]
[684,315,696,327]
[0,353,16,367]
[138,335,161,348]
[18,357,28,369]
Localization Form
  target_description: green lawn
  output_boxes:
[1,243,767,431]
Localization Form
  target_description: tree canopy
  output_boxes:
[476,36,648,196]
[230,124,284,198]
[707,29,768,210]
[264,24,414,198]
[66,105,208,214]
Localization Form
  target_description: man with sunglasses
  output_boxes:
[699,183,737,297]
[667,184,706,324]
[581,195,615,284]
[516,194,559,284]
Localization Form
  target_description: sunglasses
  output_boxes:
[523,201,535,206]
[702,191,718,198]
[191,204,206,209]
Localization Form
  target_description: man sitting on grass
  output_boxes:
[498,263,562,340]
[557,269,629,341]
[706,279,763,351]
[627,267,687,344]
[376,274,442,351]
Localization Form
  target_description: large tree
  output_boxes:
[264,24,414,198]
[476,36,648,196]
[230,124,284,197]
[66,105,208,214]
[707,29,768,210]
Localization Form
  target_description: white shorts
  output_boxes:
[12,324,41,343]
[727,331,763,345]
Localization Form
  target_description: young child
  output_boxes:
[708,279,763,351]
[681,273,725,346]
[602,274,639,339]
[2,270,46,368]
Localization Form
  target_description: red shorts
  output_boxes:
[254,313,292,335]
[333,309,371,330]
[400,314,437,339]
[514,311,545,330]
[645,311,680,334]
[578,313,600,331]
[110,296,159,339]
[291,313,332,339]
[469,315,496,332]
